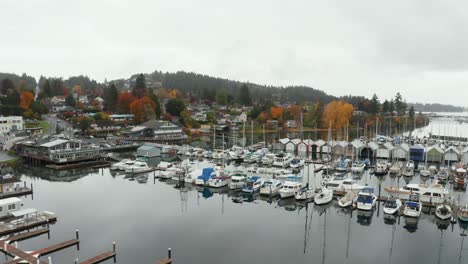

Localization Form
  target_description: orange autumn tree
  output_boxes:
[270,106,284,119]
[322,100,354,131]
[117,92,136,113]
[130,96,156,122]
[20,91,34,110]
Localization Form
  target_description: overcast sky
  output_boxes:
[1,0,467,106]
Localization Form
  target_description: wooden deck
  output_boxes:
[32,239,79,256]
[2,228,50,243]
[0,241,48,264]
[0,212,57,236]
[0,187,33,199]
[80,251,116,264]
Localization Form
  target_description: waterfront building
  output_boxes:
[0,174,21,195]
[426,145,444,163]
[0,116,23,132]
[17,138,100,164]
[124,120,187,143]
[444,146,460,165]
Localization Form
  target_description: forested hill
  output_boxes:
[113,70,336,104]
[0,72,36,91]
[410,103,466,113]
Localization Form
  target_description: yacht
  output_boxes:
[351,162,365,173]
[260,179,283,196]
[401,163,415,177]
[453,168,467,190]
[112,159,135,171]
[356,187,377,211]
[314,187,333,205]
[195,168,216,186]
[384,182,448,204]
[185,169,203,184]
[325,177,364,192]
[273,153,294,167]
[403,194,422,218]
[437,167,449,182]
[125,161,150,173]
[261,153,276,166]
[279,181,303,199]
[435,203,453,220]
[208,175,231,188]
[338,191,356,208]
[374,161,388,176]
[458,204,468,222]
[294,186,316,201]
[290,158,305,169]
[242,176,264,193]
[383,197,402,215]
[229,172,248,190]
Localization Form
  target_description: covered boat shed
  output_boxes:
[462,146,468,165]
[286,138,301,153]
[361,142,378,159]
[426,145,444,163]
[392,143,410,160]
[409,144,425,162]
[311,140,325,160]
[376,142,394,159]
[298,139,312,155]
[444,146,460,165]
[351,139,365,159]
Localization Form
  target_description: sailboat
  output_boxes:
[338,190,356,208]
[420,151,431,178]
[459,204,468,222]
[295,163,315,201]
[314,187,333,205]
[435,203,453,221]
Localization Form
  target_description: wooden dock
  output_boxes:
[0,212,57,236]
[80,251,116,264]
[0,229,117,264]
[0,187,33,199]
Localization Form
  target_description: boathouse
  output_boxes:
[320,140,332,160]
[137,143,161,158]
[409,144,425,162]
[392,143,410,160]
[0,174,21,195]
[276,138,290,151]
[310,140,325,160]
[286,138,301,153]
[351,139,365,158]
[376,142,394,159]
[361,142,378,159]
[444,146,460,165]
[297,139,312,155]
[425,145,444,163]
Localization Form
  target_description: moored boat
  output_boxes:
[260,179,283,196]
[435,204,452,220]
[356,187,377,211]
[314,187,333,205]
[383,197,402,215]
[279,180,303,199]
[242,176,264,193]
[338,191,356,208]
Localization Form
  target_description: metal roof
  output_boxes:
[10,208,37,217]
[40,139,69,148]
[0,197,21,206]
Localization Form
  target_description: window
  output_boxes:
[0,207,2,212]
[8,204,15,210]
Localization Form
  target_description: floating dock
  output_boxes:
[0,212,57,236]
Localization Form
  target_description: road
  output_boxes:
[42,114,74,137]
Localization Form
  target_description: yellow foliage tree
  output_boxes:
[322,100,354,131]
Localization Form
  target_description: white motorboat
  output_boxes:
[290,158,305,169]
[212,149,225,160]
[208,176,231,188]
[435,204,453,220]
[279,181,303,199]
[112,159,135,171]
[125,161,150,173]
[402,164,415,177]
[384,182,448,204]
[403,194,422,218]
[294,187,316,201]
[429,165,438,174]
[437,167,449,181]
[242,176,264,193]
[314,187,333,205]
[261,153,276,165]
[351,162,365,173]
[229,172,248,190]
[389,162,401,175]
[419,166,431,178]
[383,197,402,215]
[356,187,377,211]
[157,161,173,170]
[338,191,356,208]
[374,161,388,176]
[185,169,203,183]
[272,153,294,167]
[195,168,216,186]
[260,179,283,196]
[326,178,365,192]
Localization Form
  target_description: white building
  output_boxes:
[0,116,23,133]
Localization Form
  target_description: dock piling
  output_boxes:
[168,248,171,259]
[48,256,52,264]
[113,242,116,253]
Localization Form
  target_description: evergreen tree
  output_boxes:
[408,105,415,119]
[0,78,15,95]
[382,100,390,113]
[389,99,395,115]
[41,80,52,98]
[215,89,228,105]
[103,83,119,111]
[149,91,161,119]
[369,93,380,115]
[65,94,76,107]
[165,98,186,116]
[239,84,252,106]
[394,92,406,116]
[132,74,147,98]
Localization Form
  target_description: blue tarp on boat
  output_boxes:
[197,167,215,181]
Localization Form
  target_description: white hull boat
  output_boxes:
[338,191,356,208]
[260,179,283,196]
[314,187,333,205]
[279,181,303,199]
[435,204,452,220]
[383,197,402,215]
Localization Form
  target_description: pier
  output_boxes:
[0,212,57,236]
[0,229,116,264]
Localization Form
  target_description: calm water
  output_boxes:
[5,160,468,264]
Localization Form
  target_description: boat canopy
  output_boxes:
[197,168,216,181]
[248,176,261,182]
[406,201,420,208]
